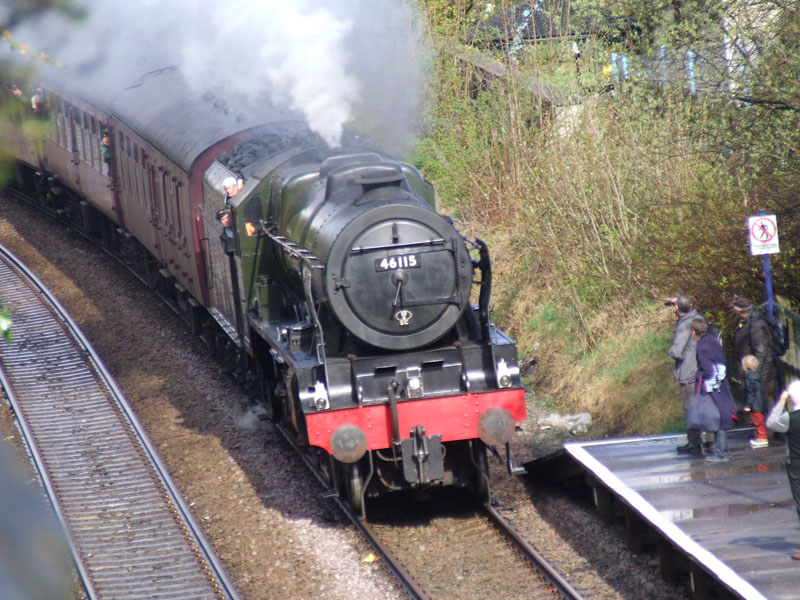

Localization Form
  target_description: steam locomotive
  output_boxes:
[3,63,526,515]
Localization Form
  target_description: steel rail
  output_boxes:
[271,419,431,600]
[485,502,586,600]
[0,241,240,600]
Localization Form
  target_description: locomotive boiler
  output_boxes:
[3,61,527,516]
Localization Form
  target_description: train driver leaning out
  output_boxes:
[216,208,235,254]
[222,176,240,204]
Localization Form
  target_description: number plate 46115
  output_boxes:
[375,254,420,271]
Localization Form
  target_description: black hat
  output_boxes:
[215,209,229,221]
[731,295,753,311]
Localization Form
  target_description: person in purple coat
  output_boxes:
[690,318,736,461]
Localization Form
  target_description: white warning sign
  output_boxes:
[748,214,779,256]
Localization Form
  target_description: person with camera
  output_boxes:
[668,294,707,454]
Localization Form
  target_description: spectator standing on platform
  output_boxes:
[765,380,800,560]
[732,295,778,419]
[742,354,769,448]
[692,318,735,461]
[669,294,706,454]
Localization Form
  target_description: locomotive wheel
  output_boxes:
[470,441,491,505]
[316,449,336,491]
[256,371,282,423]
[346,462,365,517]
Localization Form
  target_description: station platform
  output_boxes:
[561,429,800,600]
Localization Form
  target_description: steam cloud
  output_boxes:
[8,0,432,154]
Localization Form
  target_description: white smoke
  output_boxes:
[179,1,362,147]
[7,0,431,154]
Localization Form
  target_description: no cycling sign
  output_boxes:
[748,214,780,255]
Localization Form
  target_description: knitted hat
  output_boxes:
[732,295,753,311]
[787,381,800,410]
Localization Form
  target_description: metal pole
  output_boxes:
[760,210,775,317]
[763,254,774,318]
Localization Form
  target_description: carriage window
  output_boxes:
[118,133,128,190]
[65,104,76,152]
[174,183,182,237]
[77,110,86,160]
[53,97,64,145]
[93,120,101,169]
[45,92,56,141]
[129,142,137,196]
[72,105,82,146]
[83,111,92,165]
[135,157,146,209]
[148,165,157,215]
[64,102,72,148]
[162,172,170,226]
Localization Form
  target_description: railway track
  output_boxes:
[356,488,586,600]
[276,415,583,600]
[485,502,585,599]
[0,243,239,600]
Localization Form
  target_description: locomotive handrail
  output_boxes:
[260,222,325,270]
[303,266,329,376]
[260,222,329,373]
[474,238,493,345]
[350,238,446,254]
[392,295,459,308]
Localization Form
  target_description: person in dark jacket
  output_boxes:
[732,295,778,418]
[691,318,736,461]
[669,294,707,454]
[742,354,768,448]
[765,380,800,560]
[216,208,235,254]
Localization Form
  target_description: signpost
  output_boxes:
[748,212,779,317]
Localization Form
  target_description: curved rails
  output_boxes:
[0,242,241,600]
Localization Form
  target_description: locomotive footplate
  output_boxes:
[401,425,444,484]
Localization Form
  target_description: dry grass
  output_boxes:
[515,297,683,434]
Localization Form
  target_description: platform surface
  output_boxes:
[566,431,800,600]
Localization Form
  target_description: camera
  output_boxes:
[664,301,676,307]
